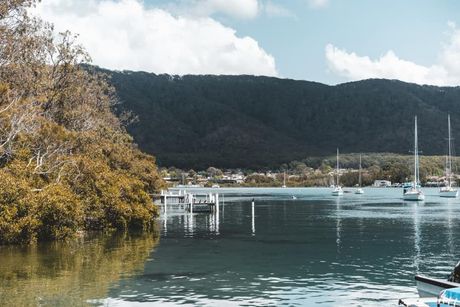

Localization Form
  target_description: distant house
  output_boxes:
[163,176,180,184]
[217,173,245,184]
[373,180,391,187]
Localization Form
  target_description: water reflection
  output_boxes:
[252,200,255,235]
[447,199,454,256]
[209,209,220,234]
[222,196,225,221]
[163,211,168,235]
[0,231,159,306]
[412,203,421,272]
[335,197,342,253]
[188,212,194,235]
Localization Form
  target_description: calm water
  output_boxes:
[1,188,460,306]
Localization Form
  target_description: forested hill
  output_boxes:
[105,69,460,169]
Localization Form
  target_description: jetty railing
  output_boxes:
[155,190,220,214]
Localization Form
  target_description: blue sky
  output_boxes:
[34,0,460,85]
[225,0,460,83]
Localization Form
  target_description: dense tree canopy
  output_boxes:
[0,0,163,244]
[105,69,460,170]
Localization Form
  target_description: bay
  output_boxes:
[1,187,459,306]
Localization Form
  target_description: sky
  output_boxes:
[33,0,460,86]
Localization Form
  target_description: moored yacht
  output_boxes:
[403,116,425,201]
[355,154,364,194]
[332,148,344,196]
[332,186,343,196]
[440,114,458,198]
[440,186,458,198]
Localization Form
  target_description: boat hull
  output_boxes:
[331,187,343,196]
[415,275,460,298]
[403,190,425,201]
[440,189,458,198]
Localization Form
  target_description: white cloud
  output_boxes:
[261,1,294,18]
[325,24,460,86]
[308,0,329,9]
[177,0,293,19]
[32,0,277,76]
[439,22,460,77]
[186,0,259,19]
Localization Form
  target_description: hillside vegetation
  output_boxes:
[0,1,163,244]
[106,70,460,169]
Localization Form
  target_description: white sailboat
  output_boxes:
[332,148,344,196]
[403,116,425,201]
[355,154,364,194]
[440,114,458,198]
[282,171,287,188]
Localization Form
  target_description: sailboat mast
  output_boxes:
[336,148,340,186]
[414,116,419,187]
[448,114,452,187]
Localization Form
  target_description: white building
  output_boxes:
[373,180,391,187]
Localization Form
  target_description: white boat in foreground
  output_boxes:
[440,114,458,198]
[331,148,343,196]
[399,287,460,307]
[403,116,425,201]
[415,275,460,298]
[399,262,460,306]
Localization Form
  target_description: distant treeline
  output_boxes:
[284,153,455,186]
[167,153,457,187]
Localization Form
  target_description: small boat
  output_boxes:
[291,196,297,200]
[438,288,460,306]
[404,189,425,201]
[440,114,458,198]
[399,287,460,307]
[355,154,364,194]
[415,275,460,298]
[399,262,460,306]
[212,184,220,188]
[440,186,458,198]
[332,186,343,196]
[418,262,460,298]
[403,116,425,201]
[332,148,344,196]
[282,172,287,188]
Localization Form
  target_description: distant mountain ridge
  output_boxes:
[102,68,460,169]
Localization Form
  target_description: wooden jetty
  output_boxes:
[154,190,220,214]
